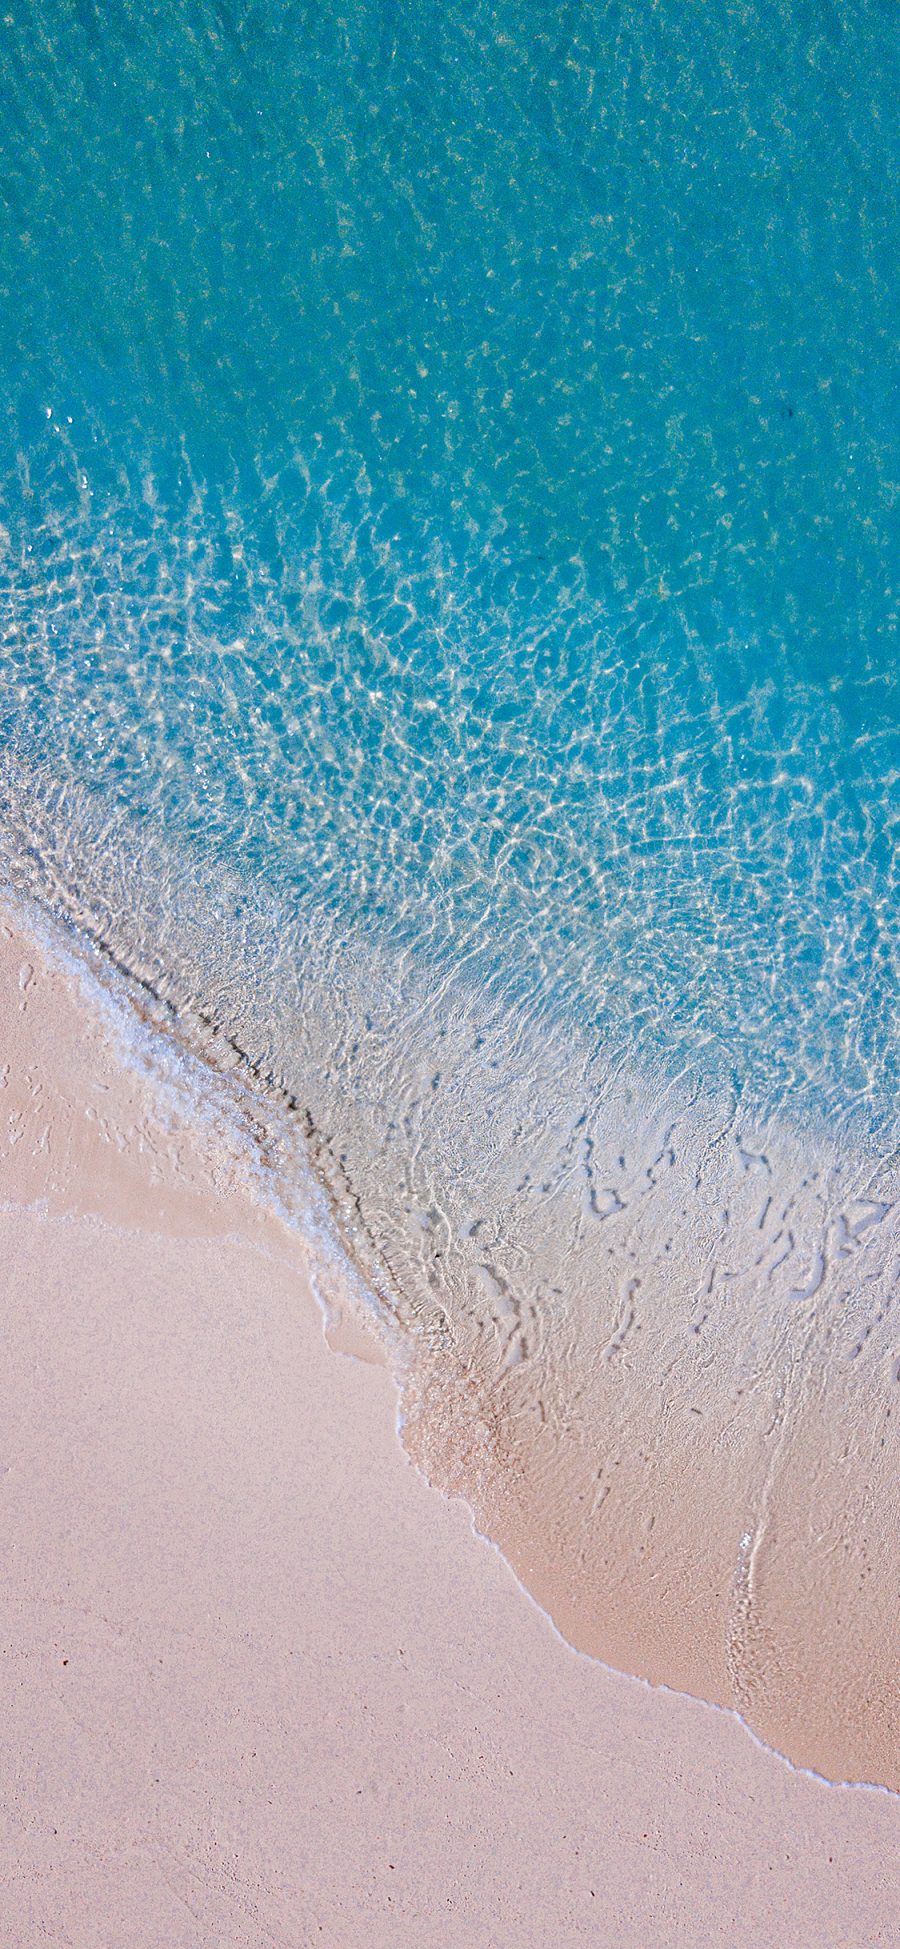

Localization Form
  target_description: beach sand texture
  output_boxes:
[0,895,898,1946]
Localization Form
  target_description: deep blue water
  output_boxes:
[0,0,898,1136]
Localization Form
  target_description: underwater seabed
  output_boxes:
[2,756,897,1790]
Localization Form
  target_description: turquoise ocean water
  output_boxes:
[1,5,899,1737]
[1,0,897,1121]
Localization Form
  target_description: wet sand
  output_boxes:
[0,894,897,1945]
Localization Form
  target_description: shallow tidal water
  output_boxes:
[0,1,898,1781]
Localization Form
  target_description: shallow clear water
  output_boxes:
[1,0,898,1130]
[1,0,899,1774]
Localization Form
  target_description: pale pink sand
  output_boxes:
[0,899,897,1947]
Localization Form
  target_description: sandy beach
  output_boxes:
[0,891,897,1947]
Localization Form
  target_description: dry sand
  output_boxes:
[0,894,897,1947]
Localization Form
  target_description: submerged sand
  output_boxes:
[0,893,897,1945]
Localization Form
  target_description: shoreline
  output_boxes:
[2,870,899,1791]
[1,885,899,1940]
